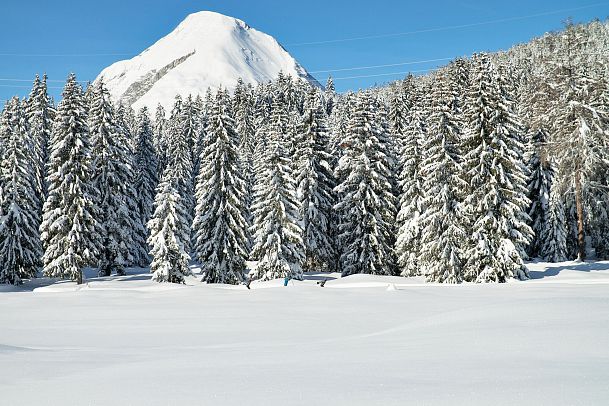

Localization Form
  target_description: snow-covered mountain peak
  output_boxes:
[95,11,318,112]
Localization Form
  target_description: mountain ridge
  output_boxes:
[96,11,319,112]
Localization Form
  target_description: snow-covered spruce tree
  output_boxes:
[88,81,137,276]
[131,107,158,266]
[250,93,304,281]
[461,54,533,283]
[26,74,54,208]
[387,81,409,154]
[250,86,271,230]
[193,94,208,169]
[147,173,192,283]
[115,102,148,268]
[418,73,468,283]
[295,89,336,272]
[166,95,195,252]
[40,74,101,284]
[119,104,138,153]
[181,95,202,177]
[395,82,427,277]
[192,89,248,284]
[526,128,554,258]
[0,98,42,284]
[518,65,558,259]
[154,103,168,176]
[540,179,568,262]
[374,94,399,200]
[233,81,256,217]
[334,91,396,277]
[324,76,336,116]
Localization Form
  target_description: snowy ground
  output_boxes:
[1,261,609,405]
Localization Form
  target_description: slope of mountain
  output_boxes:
[96,11,318,112]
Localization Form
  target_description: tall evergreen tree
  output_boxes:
[461,54,533,283]
[418,74,467,283]
[154,103,168,176]
[234,81,256,217]
[395,83,427,277]
[116,102,147,268]
[26,74,54,208]
[0,98,42,284]
[40,74,101,284]
[89,81,136,276]
[540,180,568,262]
[193,90,248,284]
[132,107,158,266]
[296,89,336,272]
[526,128,554,258]
[334,92,396,276]
[166,95,195,252]
[147,174,192,283]
[250,94,304,281]
[324,76,336,116]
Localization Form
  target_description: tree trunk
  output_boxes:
[77,270,83,285]
[574,170,586,261]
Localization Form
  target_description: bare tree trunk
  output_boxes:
[574,170,586,261]
[77,270,83,285]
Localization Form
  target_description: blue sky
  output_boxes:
[1,0,608,103]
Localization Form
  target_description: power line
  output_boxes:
[0,52,133,57]
[0,55,448,84]
[330,68,431,81]
[0,68,433,88]
[0,54,455,85]
[0,78,90,83]
[286,2,609,46]
[308,57,454,74]
[1,3,606,58]
[0,84,65,89]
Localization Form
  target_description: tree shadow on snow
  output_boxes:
[302,272,338,282]
[527,260,609,280]
[0,276,65,292]
[0,267,152,292]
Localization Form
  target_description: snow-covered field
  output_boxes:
[1,261,609,405]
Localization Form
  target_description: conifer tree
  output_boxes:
[166,96,195,252]
[418,74,467,283]
[526,128,554,258]
[461,54,533,282]
[395,83,427,276]
[40,74,101,284]
[250,94,304,281]
[334,92,396,276]
[0,98,42,284]
[192,90,248,284]
[154,104,168,176]
[324,76,335,116]
[296,89,336,272]
[132,107,158,266]
[147,174,192,283]
[89,81,136,276]
[116,102,147,268]
[26,74,54,207]
[181,95,202,175]
[387,82,409,153]
[234,81,256,213]
[540,181,568,262]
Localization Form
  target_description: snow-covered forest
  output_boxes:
[1,20,608,286]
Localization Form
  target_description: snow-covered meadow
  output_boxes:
[2,261,609,405]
